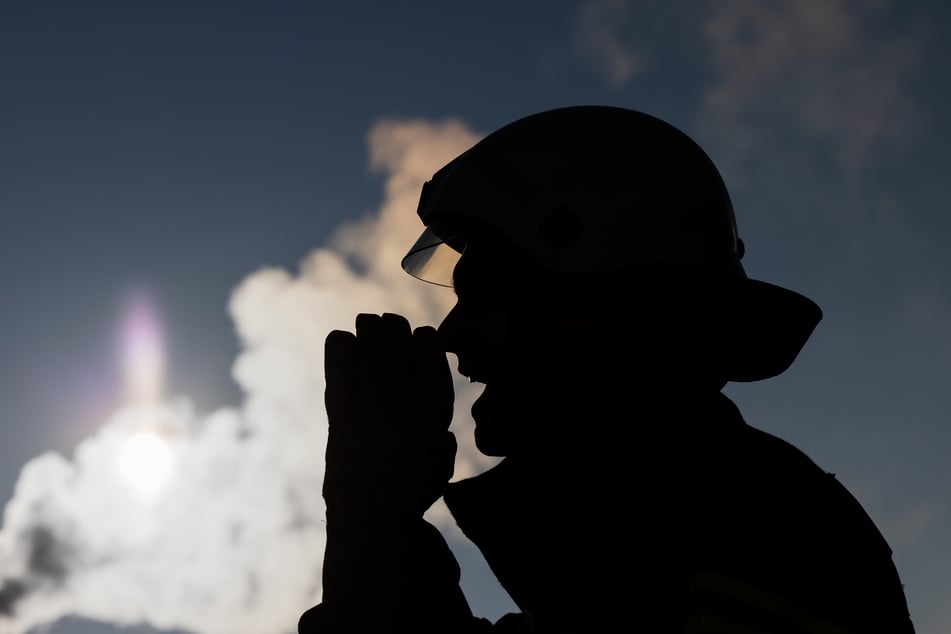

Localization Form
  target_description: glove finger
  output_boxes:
[324,329,359,425]
[325,329,358,385]
[412,325,454,432]
[376,312,413,380]
[354,313,412,397]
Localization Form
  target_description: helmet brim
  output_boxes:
[402,229,822,383]
[723,277,822,382]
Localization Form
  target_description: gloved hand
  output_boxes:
[322,312,457,527]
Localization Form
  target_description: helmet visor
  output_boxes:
[400,227,464,287]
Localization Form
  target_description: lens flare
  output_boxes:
[121,292,165,404]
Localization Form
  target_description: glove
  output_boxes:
[322,312,457,527]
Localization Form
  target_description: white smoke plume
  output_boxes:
[0,117,489,634]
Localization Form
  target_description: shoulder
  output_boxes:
[691,417,915,632]
[733,423,891,555]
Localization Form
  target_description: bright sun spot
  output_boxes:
[118,431,173,497]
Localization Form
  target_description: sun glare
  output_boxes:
[121,292,165,404]
[118,431,173,497]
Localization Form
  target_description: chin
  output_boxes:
[473,428,510,457]
[471,395,517,457]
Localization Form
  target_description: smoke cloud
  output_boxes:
[572,0,920,177]
[0,117,488,634]
[700,0,921,177]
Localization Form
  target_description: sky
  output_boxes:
[0,1,948,633]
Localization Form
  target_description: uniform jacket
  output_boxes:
[301,392,915,633]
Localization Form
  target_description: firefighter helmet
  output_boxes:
[401,105,821,381]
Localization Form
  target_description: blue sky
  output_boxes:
[0,2,948,633]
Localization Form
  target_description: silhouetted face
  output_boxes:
[437,228,732,457]
[437,230,579,457]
